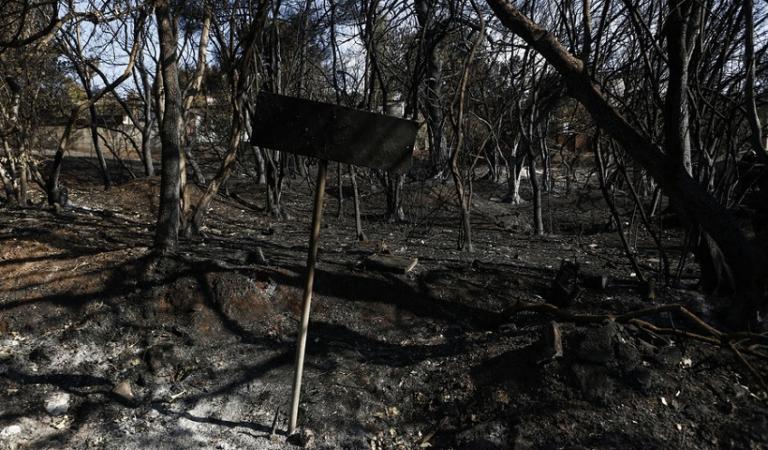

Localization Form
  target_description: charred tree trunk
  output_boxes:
[664,0,700,176]
[526,140,544,235]
[190,105,244,233]
[1,77,26,205]
[0,161,15,204]
[540,131,552,192]
[384,172,406,223]
[153,0,183,252]
[264,149,285,217]
[181,8,211,189]
[415,0,449,175]
[187,0,267,230]
[252,144,266,184]
[19,146,29,205]
[505,140,525,204]
[349,165,366,241]
[137,53,155,177]
[743,0,768,162]
[596,139,645,281]
[614,145,671,283]
[85,88,112,190]
[448,0,482,251]
[336,163,344,219]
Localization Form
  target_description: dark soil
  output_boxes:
[1,158,766,449]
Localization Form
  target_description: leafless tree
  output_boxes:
[485,0,767,325]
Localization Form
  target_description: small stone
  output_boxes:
[112,380,134,402]
[1,424,21,437]
[45,392,71,416]
[288,428,316,448]
[52,417,71,430]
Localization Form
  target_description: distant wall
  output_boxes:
[32,125,160,161]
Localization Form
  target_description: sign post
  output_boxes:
[289,158,327,434]
[250,92,417,435]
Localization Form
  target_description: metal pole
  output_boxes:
[289,159,328,435]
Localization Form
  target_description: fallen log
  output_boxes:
[363,254,418,274]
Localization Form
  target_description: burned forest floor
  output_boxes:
[1,158,767,449]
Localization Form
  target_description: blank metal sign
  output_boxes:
[250,92,418,173]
